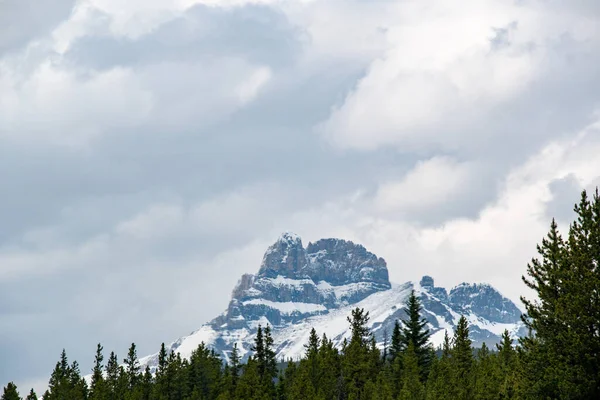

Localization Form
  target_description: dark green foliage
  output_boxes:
[390,320,403,363]
[520,189,600,399]
[399,290,433,380]
[2,382,20,400]
[452,316,473,400]
[25,389,37,400]
[124,343,141,390]
[398,343,425,400]
[44,349,89,400]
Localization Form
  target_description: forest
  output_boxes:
[2,189,600,400]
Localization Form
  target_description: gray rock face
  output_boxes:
[214,233,392,330]
[137,236,527,373]
[304,238,389,286]
[258,233,306,279]
[449,283,522,323]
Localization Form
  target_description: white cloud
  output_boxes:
[320,0,598,151]
[236,66,272,104]
[0,61,153,146]
[374,157,472,214]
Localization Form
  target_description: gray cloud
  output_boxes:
[0,0,76,55]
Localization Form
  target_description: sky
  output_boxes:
[1,0,599,393]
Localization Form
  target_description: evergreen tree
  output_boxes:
[1,382,20,400]
[229,343,241,391]
[124,343,141,390]
[473,343,500,400]
[343,308,374,399]
[106,351,123,400]
[304,328,320,391]
[90,343,107,400]
[520,190,600,399]
[68,360,89,400]
[46,349,71,400]
[139,367,152,400]
[452,316,473,400]
[426,331,454,400]
[235,358,261,400]
[158,343,168,375]
[390,320,403,363]
[317,334,342,400]
[252,326,266,379]
[25,389,37,400]
[399,290,432,380]
[398,343,425,400]
[262,325,278,396]
[496,330,517,399]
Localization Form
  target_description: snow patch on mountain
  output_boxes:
[137,234,525,372]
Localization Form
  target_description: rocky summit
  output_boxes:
[139,233,525,370]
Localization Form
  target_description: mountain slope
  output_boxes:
[139,233,525,370]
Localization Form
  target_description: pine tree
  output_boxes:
[46,349,71,400]
[90,344,106,400]
[390,320,403,363]
[106,351,122,400]
[262,325,278,396]
[399,290,432,380]
[139,366,152,400]
[398,343,425,400]
[426,331,454,400]
[452,316,473,400]
[68,360,88,400]
[252,325,266,379]
[235,358,261,399]
[124,343,141,390]
[157,343,168,375]
[1,382,20,400]
[496,330,517,399]
[473,343,501,400]
[520,189,600,399]
[318,334,342,400]
[229,343,241,390]
[343,308,373,398]
[25,389,37,400]
[304,328,320,391]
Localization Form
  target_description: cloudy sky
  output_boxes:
[1,0,599,392]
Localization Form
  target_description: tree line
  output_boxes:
[3,189,600,400]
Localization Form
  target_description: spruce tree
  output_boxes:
[399,290,432,380]
[318,334,342,400]
[124,343,141,390]
[343,308,373,398]
[252,325,266,379]
[1,382,20,400]
[520,189,600,399]
[25,389,36,400]
[262,325,278,396]
[398,343,425,400]
[229,343,241,390]
[390,320,403,363]
[106,351,121,399]
[46,349,71,400]
[68,360,88,400]
[304,328,320,391]
[90,343,106,400]
[452,316,473,400]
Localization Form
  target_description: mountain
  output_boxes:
[139,233,525,370]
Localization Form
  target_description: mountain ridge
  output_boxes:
[139,233,525,370]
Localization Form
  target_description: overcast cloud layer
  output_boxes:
[1,0,599,392]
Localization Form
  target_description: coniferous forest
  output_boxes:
[3,190,600,400]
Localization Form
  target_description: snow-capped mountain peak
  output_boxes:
[139,234,525,371]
